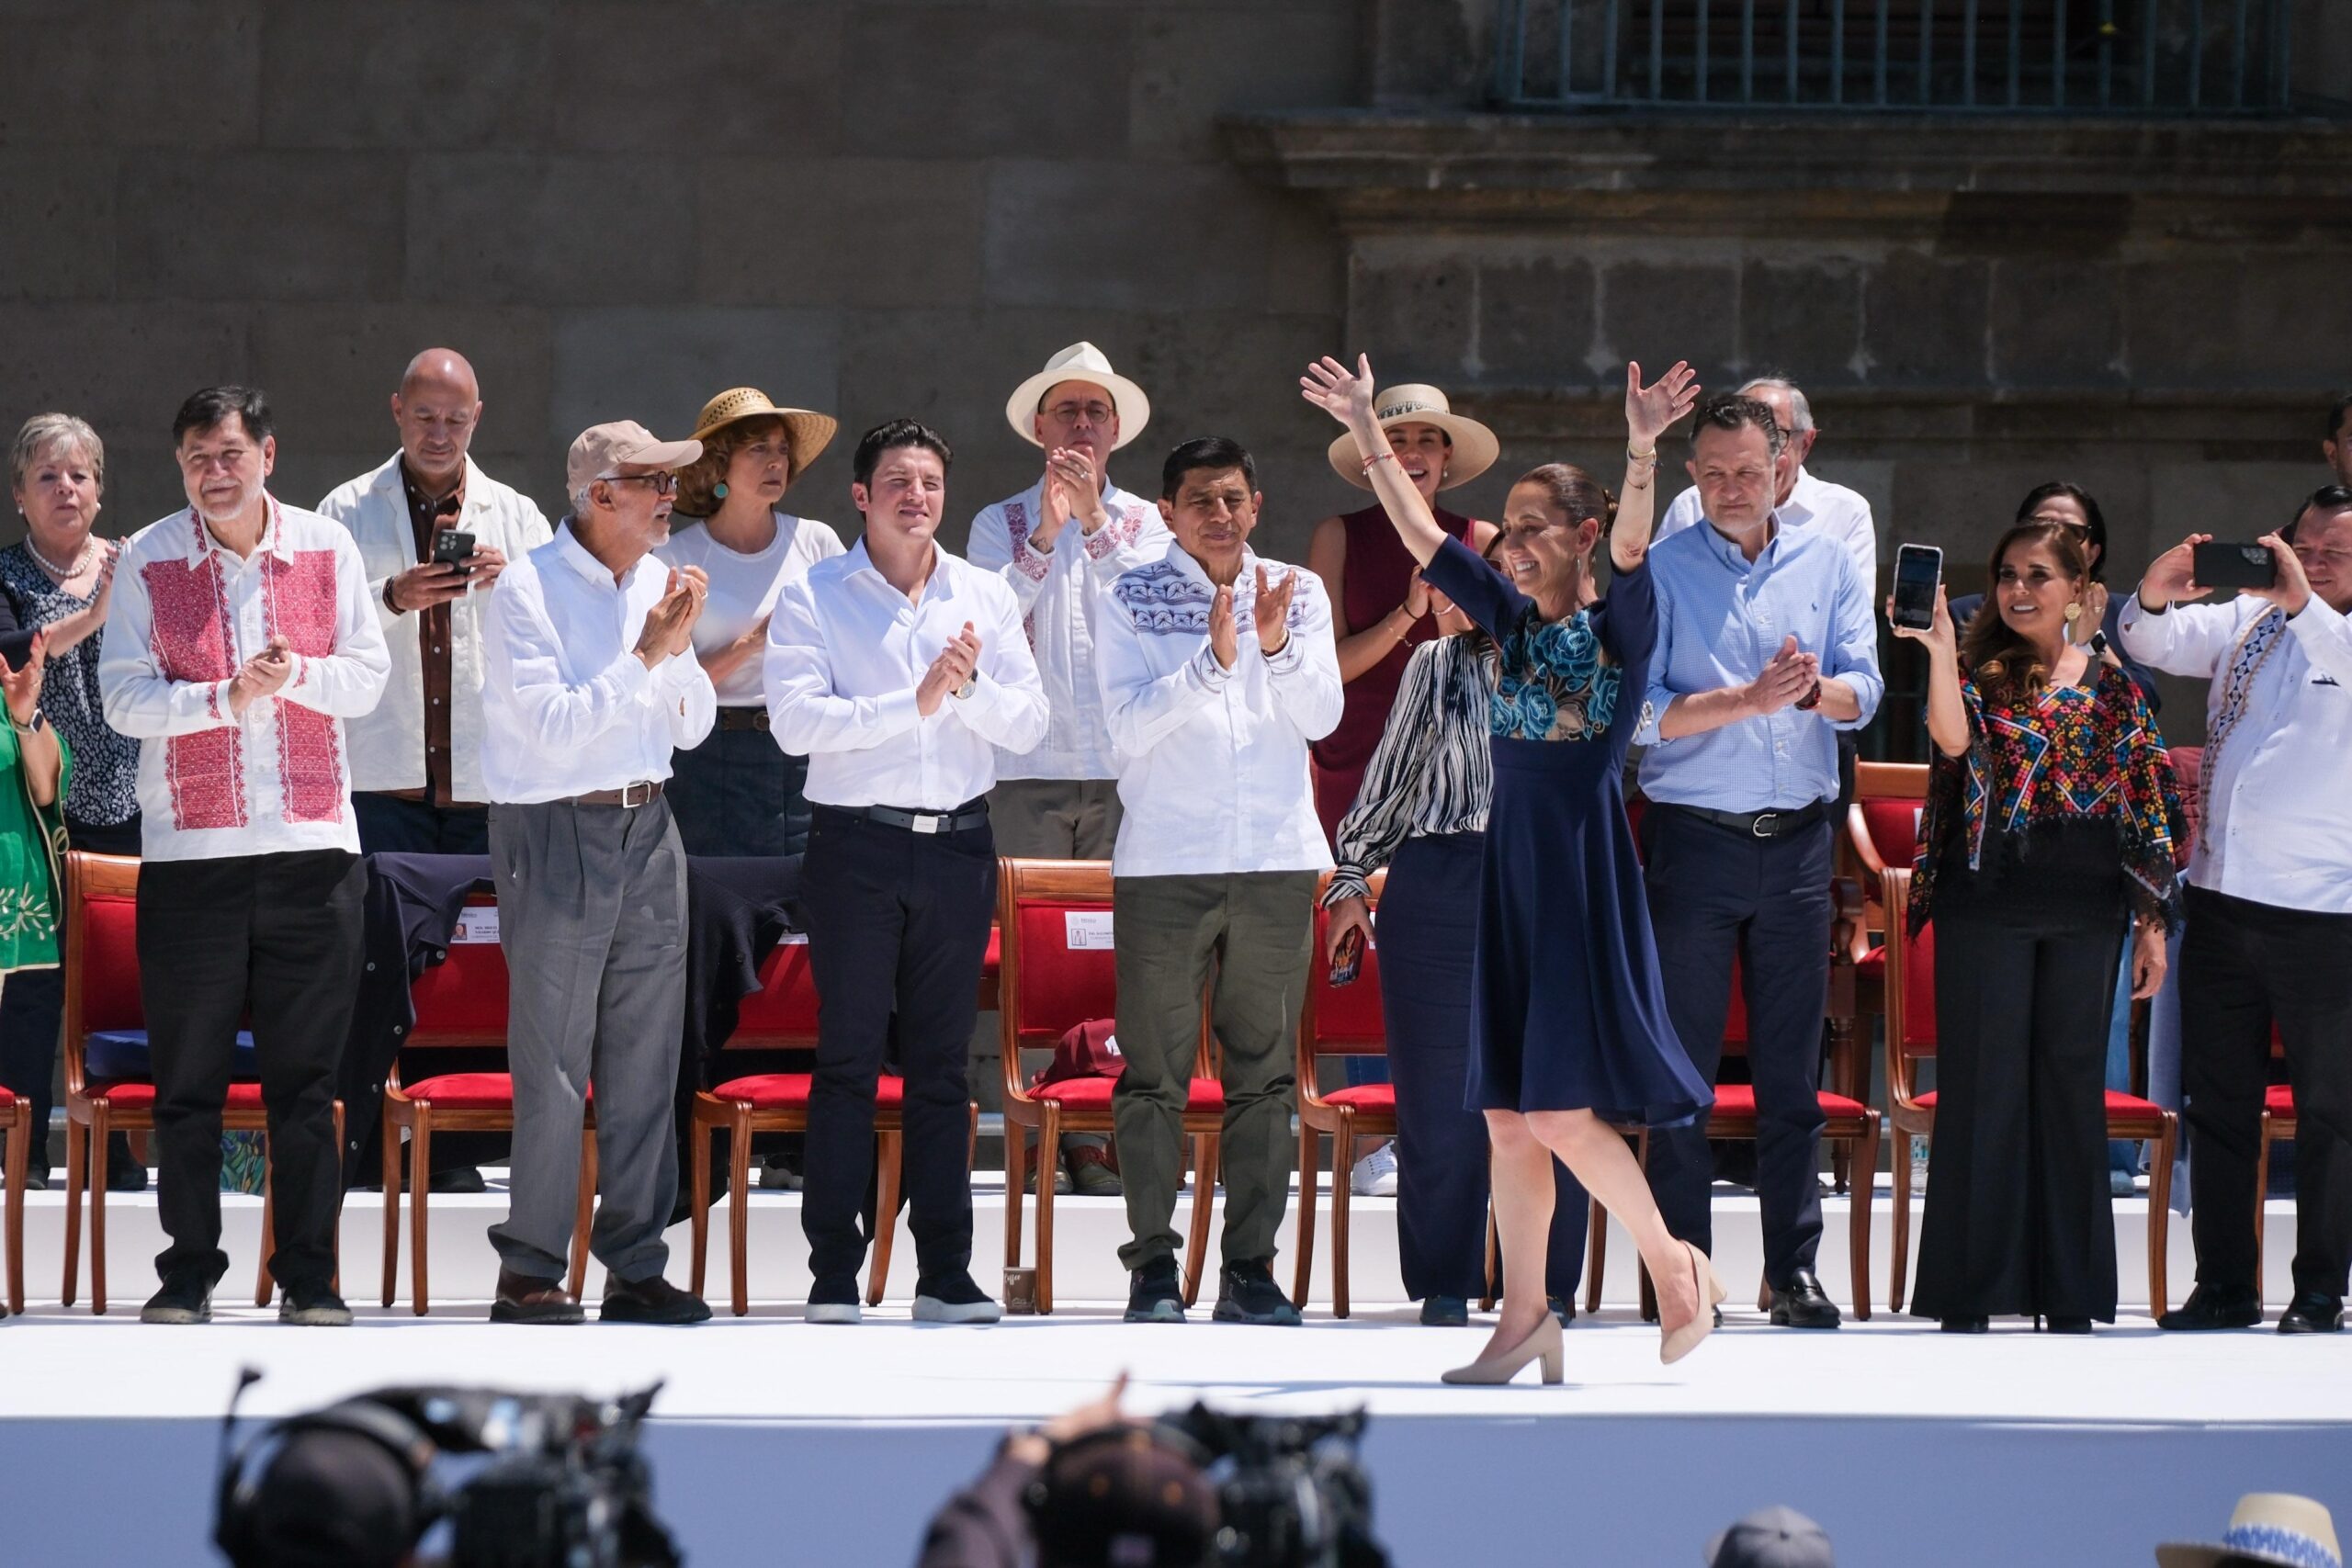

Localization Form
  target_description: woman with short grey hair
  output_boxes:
[0,412,146,1191]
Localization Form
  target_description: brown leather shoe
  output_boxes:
[491,1268,584,1325]
[601,1271,712,1325]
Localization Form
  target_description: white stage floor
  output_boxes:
[4,1178,2346,1564]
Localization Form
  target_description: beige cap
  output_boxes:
[564,421,703,494]
[1004,341,1150,451]
[1325,384,1499,491]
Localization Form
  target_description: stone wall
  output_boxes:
[0,0,1363,562]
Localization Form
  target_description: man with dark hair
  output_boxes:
[98,386,391,1325]
[2129,488,2352,1335]
[2324,394,2352,489]
[1094,435,1342,1325]
[1634,392,1883,1331]
[768,418,1048,1324]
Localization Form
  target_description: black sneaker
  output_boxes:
[807,1274,862,1325]
[278,1282,354,1326]
[1419,1294,1469,1327]
[1125,1257,1185,1323]
[107,1161,148,1194]
[914,1270,1003,1324]
[141,1275,213,1325]
[1212,1258,1302,1325]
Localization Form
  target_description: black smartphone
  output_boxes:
[431,527,477,570]
[2192,541,2278,591]
[1329,924,1365,987]
[1890,543,1943,632]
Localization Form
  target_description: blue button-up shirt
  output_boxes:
[1634,515,1883,811]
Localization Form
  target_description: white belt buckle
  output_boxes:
[911,812,945,835]
[620,780,650,809]
[1750,811,1779,839]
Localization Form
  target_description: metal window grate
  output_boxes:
[1491,0,2306,113]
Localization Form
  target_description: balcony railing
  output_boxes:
[1492,0,2303,113]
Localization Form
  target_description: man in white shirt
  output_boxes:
[478,421,717,1326]
[1656,376,1877,592]
[99,386,391,1327]
[1095,435,1343,1325]
[2124,488,2352,1336]
[767,419,1049,1325]
[316,346,552,856]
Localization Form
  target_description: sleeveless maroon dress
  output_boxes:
[1310,501,1479,846]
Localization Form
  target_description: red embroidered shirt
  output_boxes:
[96,498,391,861]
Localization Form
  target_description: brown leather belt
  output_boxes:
[716,706,771,731]
[560,780,664,808]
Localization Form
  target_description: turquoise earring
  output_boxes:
[713,481,729,500]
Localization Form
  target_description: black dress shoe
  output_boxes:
[600,1273,711,1325]
[2156,1285,2262,1331]
[1768,1269,1842,1329]
[2278,1292,2345,1335]
[491,1268,584,1325]
[106,1161,148,1193]
[427,1165,487,1194]
[2041,1315,2094,1335]
[1940,1315,1990,1333]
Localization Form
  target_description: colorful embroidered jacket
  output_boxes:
[1908,659,2186,935]
[97,499,390,862]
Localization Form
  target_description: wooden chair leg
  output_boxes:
[1290,1122,1318,1308]
[1035,1105,1063,1314]
[1182,1134,1216,1309]
[1482,1204,1499,1314]
[2149,1113,2177,1321]
[62,1118,84,1308]
[2253,1114,2274,1314]
[868,1129,902,1307]
[89,1108,110,1315]
[329,1101,345,1298]
[1890,1126,1916,1315]
[380,1115,401,1308]
[255,1135,276,1307]
[1584,1197,1608,1314]
[729,1110,752,1317]
[568,1127,595,1302]
[1849,1119,1878,1321]
[1332,1126,1354,1320]
[6,1102,26,1315]
[1003,1122,1028,1271]
[409,1113,433,1315]
[689,1115,711,1300]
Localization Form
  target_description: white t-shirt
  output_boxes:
[655,512,846,705]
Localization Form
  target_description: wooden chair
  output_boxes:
[379,892,594,1314]
[1291,874,1395,1319]
[1,1084,26,1314]
[59,851,342,1314]
[686,935,948,1315]
[2254,1027,2293,1311]
[997,858,1220,1315]
[1881,865,2177,1317]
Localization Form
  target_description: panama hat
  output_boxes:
[1004,342,1150,450]
[1326,383,1500,491]
[687,388,837,483]
[2158,1495,2343,1568]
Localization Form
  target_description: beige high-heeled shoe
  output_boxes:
[1442,1313,1564,1385]
[1659,1240,1728,1365]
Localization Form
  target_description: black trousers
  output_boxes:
[137,850,366,1292]
[1911,890,2124,1321]
[1641,807,1832,1285]
[0,813,141,1173]
[2181,886,2352,1302]
[800,804,995,1290]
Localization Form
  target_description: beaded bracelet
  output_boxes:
[1361,451,1398,473]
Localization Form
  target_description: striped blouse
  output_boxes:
[1323,632,1491,906]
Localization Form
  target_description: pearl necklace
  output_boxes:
[23,536,96,579]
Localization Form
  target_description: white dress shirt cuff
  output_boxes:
[1193,642,1235,691]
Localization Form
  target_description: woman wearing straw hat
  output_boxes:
[655,388,843,857]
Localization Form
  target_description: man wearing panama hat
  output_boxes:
[2158,1494,2343,1568]
[967,344,1171,1197]
[655,387,845,858]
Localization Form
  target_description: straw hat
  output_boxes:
[1003,342,1150,450]
[687,388,837,483]
[2158,1495,2343,1568]
[1326,384,1500,491]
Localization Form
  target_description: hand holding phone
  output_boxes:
[1889,543,1943,632]
[431,528,479,570]
[2191,541,2278,592]
[1329,923,1365,987]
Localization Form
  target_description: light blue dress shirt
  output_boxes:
[1633,514,1883,811]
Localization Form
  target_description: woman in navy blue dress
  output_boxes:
[1305,354,1723,1383]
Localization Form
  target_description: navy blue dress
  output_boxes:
[1420,536,1711,1126]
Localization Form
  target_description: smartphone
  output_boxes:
[1890,543,1943,632]
[430,528,477,570]
[1329,924,1365,988]
[2192,541,2277,591]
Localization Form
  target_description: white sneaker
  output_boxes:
[806,1300,862,1325]
[1350,1142,1398,1198]
[912,1294,1005,1325]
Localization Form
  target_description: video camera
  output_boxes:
[1165,1403,1390,1568]
[213,1371,682,1568]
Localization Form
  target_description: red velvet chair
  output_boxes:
[1,1083,26,1314]
[1882,865,2177,1317]
[1291,873,1393,1318]
[379,894,594,1314]
[59,851,342,1314]
[686,935,938,1316]
[997,858,1220,1315]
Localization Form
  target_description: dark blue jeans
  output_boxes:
[666,722,812,858]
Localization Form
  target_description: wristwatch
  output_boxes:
[10,709,47,737]
[952,675,977,701]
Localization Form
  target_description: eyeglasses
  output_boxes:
[1043,400,1115,426]
[600,472,678,496]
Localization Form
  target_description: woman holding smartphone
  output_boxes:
[1307,352,1721,1385]
[1894,519,2184,1333]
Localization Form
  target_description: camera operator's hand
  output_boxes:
[1007,1372,1131,1467]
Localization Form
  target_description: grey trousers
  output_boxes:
[487,796,689,1284]
[1113,871,1317,1270]
[989,777,1124,861]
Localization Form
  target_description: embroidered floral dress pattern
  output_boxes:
[0,544,139,828]
[1474,604,1623,743]
[1909,660,2186,934]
